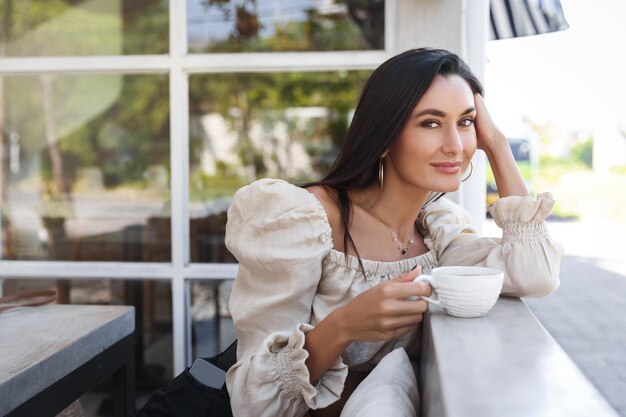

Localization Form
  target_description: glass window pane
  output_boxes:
[1,277,173,408]
[188,71,370,263]
[0,74,171,262]
[0,0,168,57]
[188,0,385,53]
[189,279,236,359]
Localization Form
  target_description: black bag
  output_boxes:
[133,340,238,417]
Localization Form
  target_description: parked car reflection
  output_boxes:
[486,137,537,209]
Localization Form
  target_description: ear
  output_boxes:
[381,149,390,158]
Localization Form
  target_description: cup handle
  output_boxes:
[413,274,442,307]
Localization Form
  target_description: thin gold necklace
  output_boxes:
[368,204,415,255]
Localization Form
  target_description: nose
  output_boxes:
[441,125,463,155]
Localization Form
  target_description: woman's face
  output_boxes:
[386,74,477,193]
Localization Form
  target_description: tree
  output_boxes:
[189,69,369,182]
[570,137,593,168]
[197,0,381,52]
[189,1,373,181]
[1,0,170,195]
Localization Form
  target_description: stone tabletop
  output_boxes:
[422,297,619,417]
[0,304,134,416]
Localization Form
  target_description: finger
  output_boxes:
[474,93,487,109]
[391,265,422,283]
[391,324,422,338]
[415,281,433,297]
[474,94,494,125]
[380,311,423,330]
[390,311,426,328]
[379,296,428,316]
[381,280,432,300]
[394,298,429,315]
[395,313,424,329]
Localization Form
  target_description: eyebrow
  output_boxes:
[414,107,476,118]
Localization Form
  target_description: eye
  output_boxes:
[458,117,475,127]
[420,119,440,129]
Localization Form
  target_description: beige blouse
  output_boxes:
[225,178,563,417]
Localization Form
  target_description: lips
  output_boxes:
[430,161,462,174]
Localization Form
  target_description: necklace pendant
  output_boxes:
[401,248,408,255]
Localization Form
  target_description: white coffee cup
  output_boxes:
[413,266,504,318]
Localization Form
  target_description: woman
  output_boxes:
[225,48,562,417]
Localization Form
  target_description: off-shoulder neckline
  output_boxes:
[297,181,437,267]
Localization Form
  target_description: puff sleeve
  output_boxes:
[224,179,347,417]
[417,192,564,297]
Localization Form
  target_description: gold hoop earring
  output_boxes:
[378,158,384,191]
[461,161,474,182]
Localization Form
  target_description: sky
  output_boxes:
[484,0,626,139]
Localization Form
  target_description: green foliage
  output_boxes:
[62,74,170,187]
[3,77,45,155]
[194,0,375,53]
[1,0,167,56]
[4,0,120,56]
[189,70,369,179]
[121,0,168,55]
[4,73,169,189]
[2,0,372,197]
[190,172,249,201]
[1,0,170,195]
[569,137,593,168]
[1,0,69,40]
[538,155,589,184]
[550,202,580,220]
[609,165,626,175]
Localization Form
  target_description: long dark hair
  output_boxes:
[307,48,484,272]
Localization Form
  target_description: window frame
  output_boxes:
[0,0,398,374]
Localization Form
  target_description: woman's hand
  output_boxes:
[474,94,507,152]
[474,94,530,198]
[304,267,430,384]
[335,266,432,343]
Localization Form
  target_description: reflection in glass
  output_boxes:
[189,280,236,359]
[188,0,385,53]
[1,277,173,406]
[0,74,171,261]
[188,71,370,262]
[0,0,168,57]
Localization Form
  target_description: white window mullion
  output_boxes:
[386,0,398,53]
[170,67,189,374]
[0,260,239,280]
[170,0,190,375]
[185,263,238,279]
[183,51,391,73]
[0,261,174,279]
[0,55,171,75]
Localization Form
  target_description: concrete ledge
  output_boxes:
[0,304,135,416]
[419,297,618,417]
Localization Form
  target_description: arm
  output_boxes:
[419,195,563,297]
[303,309,350,386]
[304,268,427,385]
[225,180,346,417]
[474,94,529,198]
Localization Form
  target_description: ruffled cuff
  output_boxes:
[489,192,555,226]
[488,192,555,245]
[268,323,348,410]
